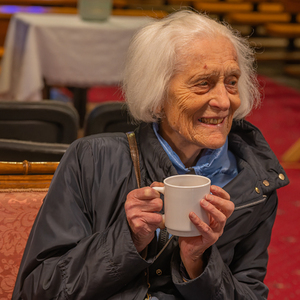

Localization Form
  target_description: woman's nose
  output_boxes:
[209,84,231,111]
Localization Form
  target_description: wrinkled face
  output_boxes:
[159,36,241,166]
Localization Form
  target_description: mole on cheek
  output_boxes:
[204,64,207,69]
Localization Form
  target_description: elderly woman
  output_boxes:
[13,10,288,300]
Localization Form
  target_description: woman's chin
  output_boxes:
[193,133,227,150]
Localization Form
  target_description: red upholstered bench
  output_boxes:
[0,161,58,299]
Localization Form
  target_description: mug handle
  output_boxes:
[152,186,165,229]
[152,186,165,194]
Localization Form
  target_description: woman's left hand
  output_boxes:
[178,185,234,279]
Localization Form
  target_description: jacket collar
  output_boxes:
[135,120,289,196]
[228,119,289,197]
[136,123,177,186]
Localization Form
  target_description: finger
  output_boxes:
[140,199,163,213]
[131,212,163,230]
[158,214,165,229]
[205,194,235,218]
[210,185,230,200]
[150,181,164,188]
[188,212,217,242]
[126,196,163,213]
[133,186,161,200]
[146,212,163,227]
[200,198,227,227]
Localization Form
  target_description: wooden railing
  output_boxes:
[0,161,59,189]
[0,160,59,174]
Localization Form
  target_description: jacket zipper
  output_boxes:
[234,196,267,211]
[144,236,175,299]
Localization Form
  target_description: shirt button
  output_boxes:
[263,180,270,187]
[279,173,285,180]
[156,269,162,276]
[255,187,260,194]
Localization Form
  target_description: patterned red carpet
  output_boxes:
[87,75,300,299]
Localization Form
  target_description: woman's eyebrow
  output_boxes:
[188,67,241,85]
[225,67,241,77]
[188,71,218,84]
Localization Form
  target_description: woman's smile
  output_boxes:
[198,117,225,125]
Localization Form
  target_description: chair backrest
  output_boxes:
[0,188,45,299]
[84,101,137,136]
[0,100,79,143]
[0,138,69,162]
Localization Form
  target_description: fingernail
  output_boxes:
[190,212,197,219]
[201,199,208,207]
[210,185,216,191]
[205,194,213,201]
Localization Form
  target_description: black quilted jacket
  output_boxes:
[12,120,289,300]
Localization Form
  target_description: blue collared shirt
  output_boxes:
[152,123,238,188]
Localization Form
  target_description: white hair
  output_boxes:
[122,10,260,123]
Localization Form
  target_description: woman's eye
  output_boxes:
[226,78,239,94]
[227,75,239,86]
[198,81,209,86]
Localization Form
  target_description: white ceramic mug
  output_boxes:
[153,174,210,237]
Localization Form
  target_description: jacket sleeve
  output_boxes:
[12,139,150,300]
[171,191,278,300]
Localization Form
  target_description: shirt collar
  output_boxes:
[152,123,238,187]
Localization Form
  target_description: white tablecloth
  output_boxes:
[0,13,150,101]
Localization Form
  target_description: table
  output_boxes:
[0,6,78,47]
[0,13,150,125]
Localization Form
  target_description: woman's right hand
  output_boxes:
[125,187,163,253]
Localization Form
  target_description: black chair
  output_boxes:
[0,100,79,144]
[84,101,137,136]
[0,139,69,162]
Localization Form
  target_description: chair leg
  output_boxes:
[72,87,87,128]
[43,78,51,99]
